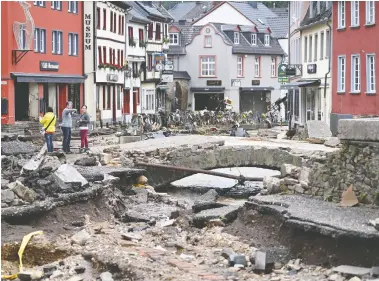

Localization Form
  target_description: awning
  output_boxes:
[190,87,225,93]
[11,73,87,84]
[280,79,321,89]
[239,86,274,92]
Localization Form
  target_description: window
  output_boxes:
[254,57,260,77]
[366,1,375,24]
[204,35,212,47]
[148,23,153,40]
[351,55,361,92]
[351,1,359,27]
[169,33,179,45]
[117,49,120,66]
[264,34,270,46]
[51,1,61,10]
[68,33,78,56]
[200,56,216,77]
[102,86,106,110]
[128,26,133,46]
[338,1,346,28]
[366,54,376,93]
[118,15,121,34]
[320,32,324,60]
[326,30,330,58]
[310,1,314,18]
[52,30,63,55]
[337,56,346,92]
[304,36,308,62]
[68,1,78,14]
[156,23,161,40]
[102,46,106,63]
[110,11,113,32]
[148,54,152,70]
[121,16,125,35]
[271,57,276,77]
[139,29,144,43]
[234,32,239,44]
[34,28,46,53]
[314,33,318,61]
[113,12,117,33]
[98,46,102,64]
[121,50,124,65]
[145,89,155,111]
[251,33,257,45]
[103,9,106,30]
[109,48,113,63]
[97,7,101,29]
[237,56,243,77]
[309,35,313,62]
[34,1,45,7]
[107,86,111,110]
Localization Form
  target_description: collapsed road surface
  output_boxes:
[1,134,379,281]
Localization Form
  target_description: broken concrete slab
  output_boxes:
[74,166,144,182]
[74,156,97,166]
[119,136,141,144]
[54,164,89,192]
[9,181,36,203]
[280,164,300,178]
[248,195,379,239]
[1,141,38,156]
[324,137,341,148]
[338,118,379,142]
[192,189,226,213]
[193,205,240,228]
[333,265,371,277]
[306,120,332,139]
[1,189,15,203]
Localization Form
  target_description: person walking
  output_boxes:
[61,101,77,153]
[40,107,56,153]
[78,105,90,153]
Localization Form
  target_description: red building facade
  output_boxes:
[1,1,84,125]
[331,1,379,132]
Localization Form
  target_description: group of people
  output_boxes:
[40,101,90,153]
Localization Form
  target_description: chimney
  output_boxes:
[248,1,258,9]
[179,19,186,25]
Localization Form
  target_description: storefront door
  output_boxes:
[194,93,224,111]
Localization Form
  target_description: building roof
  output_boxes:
[300,1,332,30]
[173,71,191,80]
[270,7,289,17]
[127,2,151,24]
[169,1,211,21]
[167,21,202,55]
[266,16,288,39]
[128,1,173,22]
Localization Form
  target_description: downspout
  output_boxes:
[324,14,332,122]
[124,7,132,118]
[287,1,291,130]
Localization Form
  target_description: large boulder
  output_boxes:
[8,181,36,203]
[53,164,89,192]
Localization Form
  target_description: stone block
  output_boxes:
[324,137,341,147]
[280,164,299,178]
[119,136,141,144]
[306,120,332,139]
[263,176,281,194]
[53,164,89,191]
[333,265,371,276]
[338,118,379,141]
[9,181,36,203]
[1,189,15,203]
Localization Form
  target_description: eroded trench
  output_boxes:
[1,166,378,280]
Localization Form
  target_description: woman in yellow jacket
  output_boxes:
[40,107,56,152]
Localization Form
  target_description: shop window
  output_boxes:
[68,1,78,14]
[68,84,80,112]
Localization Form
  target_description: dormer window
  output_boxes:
[251,33,257,45]
[169,33,179,45]
[264,34,270,46]
[234,32,239,44]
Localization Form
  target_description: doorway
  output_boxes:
[15,82,29,121]
[123,89,130,114]
[239,91,266,114]
[58,84,67,119]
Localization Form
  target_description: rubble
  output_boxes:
[193,205,240,227]
[192,189,225,213]
[9,180,36,203]
[53,164,89,192]
[1,140,38,155]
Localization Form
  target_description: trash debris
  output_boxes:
[340,185,359,207]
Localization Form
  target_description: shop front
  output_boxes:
[190,87,225,111]
[239,87,274,115]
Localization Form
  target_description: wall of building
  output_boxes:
[331,1,379,117]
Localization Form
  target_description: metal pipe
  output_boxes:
[135,162,264,182]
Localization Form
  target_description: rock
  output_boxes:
[371,266,379,277]
[284,177,299,185]
[193,205,240,228]
[22,157,44,174]
[328,273,343,281]
[306,120,332,139]
[121,210,150,223]
[50,270,64,279]
[100,271,114,281]
[74,165,144,182]
[348,277,362,281]
[68,276,84,281]
[324,137,341,147]
[368,218,379,231]
[1,178,10,189]
[43,265,57,273]
[71,229,91,246]
[263,176,281,194]
[74,266,86,274]
[192,190,225,213]
[307,138,325,144]
[39,155,62,175]
[280,164,299,178]
[101,174,120,185]
[72,221,85,227]
[99,153,112,165]
[121,233,142,241]
[333,265,371,276]
[54,164,89,192]
[1,141,38,155]
[207,219,226,227]
[74,156,97,166]
[294,184,304,194]
[137,175,148,185]
[1,189,15,203]
[298,167,310,184]
[8,181,36,203]
[18,271,44,280]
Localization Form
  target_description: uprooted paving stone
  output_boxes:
[1,140,39,156]
[74,166,144,182]
[192,189,226,213]
[193,205,241,228]
[53,164,89,192]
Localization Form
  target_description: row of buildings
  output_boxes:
[1,1,378,135]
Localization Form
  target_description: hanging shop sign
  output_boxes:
[251,80,260,86]
[307,64,317,74]
[40,61,59,71]
[107,74,118,82]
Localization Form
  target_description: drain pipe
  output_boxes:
[324,15,332,118]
